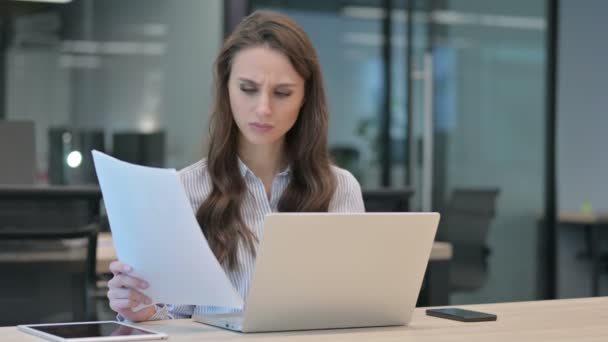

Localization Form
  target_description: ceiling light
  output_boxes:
[11,0,72,4]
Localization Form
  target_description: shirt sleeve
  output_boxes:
[328,167,365,213]
[116,304,195,322]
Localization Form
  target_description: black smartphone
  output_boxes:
[426,308,497,322]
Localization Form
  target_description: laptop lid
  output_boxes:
[196,212,439,333]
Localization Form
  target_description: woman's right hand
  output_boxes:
[107,261,156,322]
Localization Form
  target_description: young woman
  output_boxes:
[107,10,365,322]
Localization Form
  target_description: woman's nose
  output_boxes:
[256,92,272,117]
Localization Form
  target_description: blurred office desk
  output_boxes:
[96,233,115,273]
[13,233,449,284]
[95,234,452,305]
[0,185,103,323]
[558,211,608,297]
[0,184,101,198]
[422,241,452,306]
[0,185,102,229]
[3,297,607,341]
[96,234,452,273]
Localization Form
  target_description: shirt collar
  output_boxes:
[237,157,249,178]
[237,157,291,178]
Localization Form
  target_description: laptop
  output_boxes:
[193,212,440,333]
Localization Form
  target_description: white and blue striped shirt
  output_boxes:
[146,158,365,320]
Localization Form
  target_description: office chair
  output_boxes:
[437,188,500,292]
[362,188,414,212]
[0,224,99,326]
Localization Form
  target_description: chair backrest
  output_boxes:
[362,188,414,212]
[438,188,500,292]
[0,224,99,326]
[0,120,36,185]
[438,188,500,245]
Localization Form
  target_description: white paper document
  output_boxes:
[92,150,244,309]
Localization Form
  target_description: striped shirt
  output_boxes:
[146,158,365,320]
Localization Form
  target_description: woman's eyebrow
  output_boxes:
[237,77,296,88]
[237,77,258,86]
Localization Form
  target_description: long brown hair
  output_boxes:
[196,11,337,270]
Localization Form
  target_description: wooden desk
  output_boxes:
[558,211,608,297]
[2,297,606,341]
[96,233,116,273]
[96,234,453,274]
[558,211,608,225]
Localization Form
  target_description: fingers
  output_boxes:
[113,305,157,323]
[109,261,132,275]
[109,298,141,311]
[108,287,152,307]
[106,260,156,321]
[108,273,149,290]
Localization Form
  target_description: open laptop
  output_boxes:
[193,212,440,333]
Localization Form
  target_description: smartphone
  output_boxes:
[426,308,497,322]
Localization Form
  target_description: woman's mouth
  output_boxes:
[248,122,274,134]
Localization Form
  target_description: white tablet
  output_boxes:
[17,321,168,342]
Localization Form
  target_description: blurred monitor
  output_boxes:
[362,188,414,212]
[48,128,105,185]
[112,131,165,167]
[0,120,36,184]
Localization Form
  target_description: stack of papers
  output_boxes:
[92,151,244,309]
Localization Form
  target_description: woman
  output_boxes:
[107,10,365,322]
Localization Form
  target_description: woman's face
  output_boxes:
[228,46,305,148]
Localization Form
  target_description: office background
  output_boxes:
[0,0,606,324]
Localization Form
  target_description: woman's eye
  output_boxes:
[275,91,291,97]
[240,87,256,94]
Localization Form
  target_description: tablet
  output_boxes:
[17,321,168,342]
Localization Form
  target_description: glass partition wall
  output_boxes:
[251,0,549,304]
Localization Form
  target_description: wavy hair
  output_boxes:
[196,10,336,270]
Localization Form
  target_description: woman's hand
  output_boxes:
[107,261,156,322]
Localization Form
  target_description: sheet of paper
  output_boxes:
[92,150,243,309]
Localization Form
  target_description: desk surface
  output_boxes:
[96,234,453,274]
[558,211,608,225]
[3,297,607,341]
[0,184,101,199]
[0,234,452,273]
